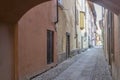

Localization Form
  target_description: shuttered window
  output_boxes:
[47,30,54,64]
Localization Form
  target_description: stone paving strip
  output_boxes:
[91,48,112,80]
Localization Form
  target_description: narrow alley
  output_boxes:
[1,0,120,80]
[33,47,112,80]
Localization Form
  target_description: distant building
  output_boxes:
[85,1,97,47]
[89,0,120,80]
[77,0,97,48]
[57,0,78,63]
[56,0,97,64]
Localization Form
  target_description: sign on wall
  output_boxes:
[80,11,85,30]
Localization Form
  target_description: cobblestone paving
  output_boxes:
[32,51,83,80]
[32,47,112,80]
[54,47,112,80]
[91,48,112,80]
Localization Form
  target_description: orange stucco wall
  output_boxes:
[0,24,14,80]
[18,1,57,80]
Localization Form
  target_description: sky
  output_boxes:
[94,3,102,22]
[94,3,102,35]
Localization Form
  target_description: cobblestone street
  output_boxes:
[1,0,120,79]
[33,47,112,80]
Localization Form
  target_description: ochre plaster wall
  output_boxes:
[0,24,14,80]
[18,1,57,79]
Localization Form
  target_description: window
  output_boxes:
[66,32,70,58]
[58,0,62,5]
[47,30,54,64]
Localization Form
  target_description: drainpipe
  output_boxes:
[55,0,59,24]
[54,0,59,31]
[75,0,78,48]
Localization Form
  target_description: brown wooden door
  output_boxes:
[66,32,70,58]
[47,30,54,64]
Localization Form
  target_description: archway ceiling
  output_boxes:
[88,0,120,14]
[0,0,50,24]
[0,0,120,24]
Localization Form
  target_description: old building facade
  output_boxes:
[103,10,120,80]
[103,9,120,80]
[0,0,58,80]
[87,1,120,79]
[76,0,97,49]
[85,1,97,47]
[1,0,117,80]
[17,1,58,80]
[57,0,78,63]
[0,0,97,79]
[56,0,97,63]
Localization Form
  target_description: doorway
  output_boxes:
[66,32,70,58]
[47,30,54,64]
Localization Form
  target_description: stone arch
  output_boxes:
[88,0,120,14]
[0,0,50,24]
[1,0,120,23]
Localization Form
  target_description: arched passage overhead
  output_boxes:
[0,0,50,24]
[1,0,120,24]
[88,0,120,14]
